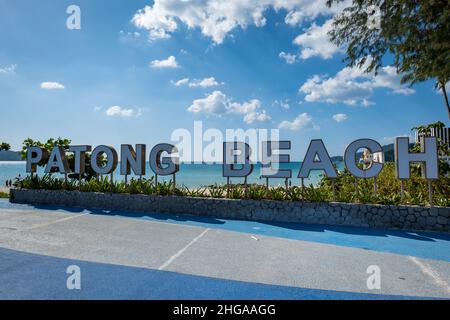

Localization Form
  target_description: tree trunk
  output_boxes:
[440,81,450,119]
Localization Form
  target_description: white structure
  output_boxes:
[415,126,450,177]
[415,127,450,147]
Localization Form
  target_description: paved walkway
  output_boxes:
[0,200,449,299]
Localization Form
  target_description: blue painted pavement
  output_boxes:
[1,199,450,262]
[0,247,429,300]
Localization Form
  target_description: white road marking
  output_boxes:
[24,213,89,231]
[158,228,210,270]
[409,256,450,294]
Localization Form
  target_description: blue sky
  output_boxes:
[0,0,448,160]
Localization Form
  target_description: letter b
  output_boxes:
[223,142,253,178]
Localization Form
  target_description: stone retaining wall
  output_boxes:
[9,188,450,232]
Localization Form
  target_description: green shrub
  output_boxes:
[285,187,303,201]
[229,185,245,199]
[182,186,207,197]
[247,185,267,200]
[13,161,450,207]
[208,184,225,198]
[266,187,286,201]
[320,163,450,206]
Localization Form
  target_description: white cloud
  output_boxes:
[244,111,271,124]
[173,77,221,88]
[0,64,17,74]
[187,91,271,124]
[150,56,179,68]
[332,113,348,123]
[228,99,261,114]
[279,52,297,64]
[188,91,228,115]
[371,66,415,95]
[190,77,220,88]
[273,99,290,110]
[284,0,351,26]
[229,99,272,124]
[132,0,348,45]
[119,30,141,41]
[132,4,177,41]
[105,106,142,117]
[299,63,415,106]
[172,78,190,86]
[293,19,340,60]
[40,82,65,90]
[279,113,318,131]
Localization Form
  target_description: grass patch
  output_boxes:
[0,192,9,199]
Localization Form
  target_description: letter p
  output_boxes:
[26,147,49,173]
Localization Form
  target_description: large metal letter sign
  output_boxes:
[298,140,338,179]
[223,142,253,178]
[149,144,180,176]
[120,144,146,176]
[69,145,92,175]
[26,147,49,173]
[344,139,384,178]
[91,146,118,175]
[45,146,70,174]
[261,141,292,178]
[25,136,439,191]
[395,137,439,180]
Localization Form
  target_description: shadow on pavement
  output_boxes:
[25,202,450,243]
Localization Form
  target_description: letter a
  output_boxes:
[66,265,81,290]
[66,5,81,30]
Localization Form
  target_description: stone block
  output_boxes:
[437,216,448,225]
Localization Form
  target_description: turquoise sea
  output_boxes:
[0,161,344,188]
